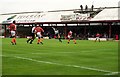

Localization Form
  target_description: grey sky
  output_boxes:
[0,0,119,14]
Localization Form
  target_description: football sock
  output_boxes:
[12,38,14,43]
[73,39,76,44]
[37,39,40,44]
[68,39,70,44]
[13,38,16,44]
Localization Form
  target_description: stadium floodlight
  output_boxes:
[80,5,83,11]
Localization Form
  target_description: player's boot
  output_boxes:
[30,40,33,44]
[59,39,62,43]
[40,42,43,45]
[27,39,31,43]
[11,41,14,45]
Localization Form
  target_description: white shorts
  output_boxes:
[68,35,71,39]
[36,32,42,38]
[11,31,16,36]
[96,37,100,40]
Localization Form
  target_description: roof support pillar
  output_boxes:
[64,24,67,39]
[84,24,87,39]
[108,23,112,38]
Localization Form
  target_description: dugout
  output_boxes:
[0,7,120,40]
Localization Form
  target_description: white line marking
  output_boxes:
[14,56,63,65]
[12,56,113,73]
[104,72,120,75]
[2,55,119,75]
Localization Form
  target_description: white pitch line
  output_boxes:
[104,72,120,75]
[65,65,113,73]
[14,56,62,65]
[13,56,113,73]
[2,55,118,75]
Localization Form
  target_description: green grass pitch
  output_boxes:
[2,38,119,75]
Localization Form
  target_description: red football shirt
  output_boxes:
[68,31,72,36]
[35,26,44,33]
[96,33,100,37]
[9,23,16,31]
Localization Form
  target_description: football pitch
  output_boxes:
[1,38,119,75]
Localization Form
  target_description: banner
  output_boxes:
[60,14,91,21]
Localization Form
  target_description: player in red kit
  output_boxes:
[95,33,100,42]
[34,24,44,44]
[67,30,76,44]
[115,34,119,40]
[8,20,17,45]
